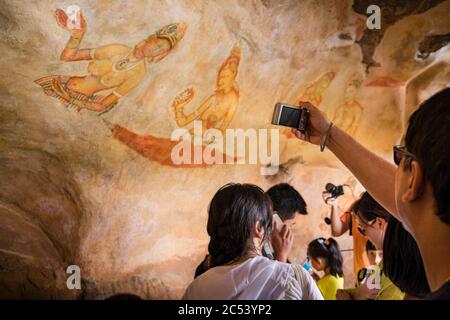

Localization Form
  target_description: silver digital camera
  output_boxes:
[271,103,310,133]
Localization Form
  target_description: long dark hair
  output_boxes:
[383,216,430,298]
[207,183,273,268]
[307,237,344,277]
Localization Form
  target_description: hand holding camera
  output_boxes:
[322,192,338,206]
[271,101,334,150]
[289,102,332,146]
[322,183,346,225]
[271,102,310,133]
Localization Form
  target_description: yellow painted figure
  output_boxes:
[172,46,241,134]
[35,9,187,114]
[283,72,335,139]
[332,78,363,136]
[295,72,335,107]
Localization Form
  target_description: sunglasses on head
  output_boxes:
[393,145,416,166]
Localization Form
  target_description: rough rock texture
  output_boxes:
[1,0,449,299]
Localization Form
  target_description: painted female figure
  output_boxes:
[35,9,187,114]
[172,46,241,134]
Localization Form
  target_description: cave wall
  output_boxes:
[1,0,449,299]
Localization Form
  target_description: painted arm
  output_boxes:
[52,79,118,112]
[173,88,213,127]
[292,102,399,220]
[218,102,237,132]
[55,9,92,61]
[70,94,119,112]
[54,71,143,112]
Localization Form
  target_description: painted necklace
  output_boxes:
[113,51,143,72]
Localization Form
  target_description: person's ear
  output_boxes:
[403,160,425,202]
[253,221,265,240]
[376,217,387,230]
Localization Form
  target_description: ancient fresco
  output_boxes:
[35,9,186,114]
[283,72,335,139]
[173,46,241,134]
[332,74,364,136]
[352,0,446,70]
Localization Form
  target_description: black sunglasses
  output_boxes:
[393,145,416,166]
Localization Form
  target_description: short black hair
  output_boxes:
[383,216,430,298]
[405,87,450,225]
[266,183,307,221]
[365,240,376,252]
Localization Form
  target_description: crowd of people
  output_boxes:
[182,87,450,300]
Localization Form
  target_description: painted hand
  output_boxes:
[55,8,87,33]
[173,87,195,109]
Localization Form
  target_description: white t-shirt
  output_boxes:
[183,256,323,300]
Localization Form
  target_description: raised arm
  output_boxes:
[173,88,214,127]
[55,9,92,61]
[323,194,351,237]
[292,102,399,221]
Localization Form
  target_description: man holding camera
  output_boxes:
[290,88,450,299]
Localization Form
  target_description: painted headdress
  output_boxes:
[155,22,187,48]
[219,46,241,76]
[225,46,241,68]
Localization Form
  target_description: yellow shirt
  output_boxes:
[345,261,404,300]
[317,274,344,300]
[377,261,405,300]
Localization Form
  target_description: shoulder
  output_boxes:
[319,275,343,286]
[426,281,450,300]
[284,264,323,300]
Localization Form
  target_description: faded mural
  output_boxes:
[1,0,450,299]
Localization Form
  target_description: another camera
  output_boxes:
[271,103,310,133]
[325,183,344,199]
[323,183,345,225]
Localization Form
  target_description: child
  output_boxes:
[356,240,382,286]
[307,237,344,300]
[365,240,382,266]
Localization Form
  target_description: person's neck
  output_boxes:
[414,207,450,292]
[226,250,259,266]
[324,267,331,276]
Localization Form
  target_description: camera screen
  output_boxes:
[279,106,301,128]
